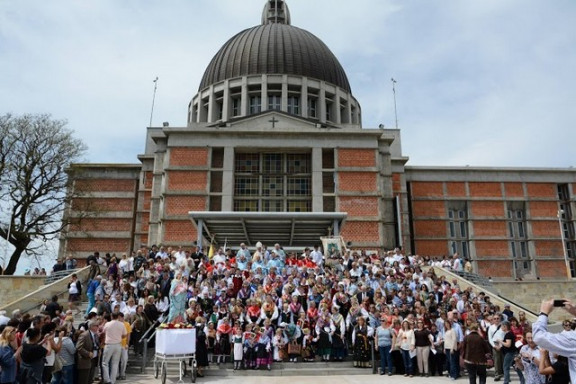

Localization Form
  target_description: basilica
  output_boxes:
[61,0,576,281]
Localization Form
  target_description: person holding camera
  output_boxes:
[532,299,576,384]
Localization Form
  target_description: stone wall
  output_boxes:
[0,276,47,308]
[492,280,576,324]
[0,266,91,315]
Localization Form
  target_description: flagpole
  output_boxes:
[149,77,158,127]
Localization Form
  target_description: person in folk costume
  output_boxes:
[272,328,288,362]
[315,314,336,361]
[194,317,208,377]
[231,327,244,370]
[333,289,352,317]
[237,281,251,306]
[296,311,310,332]
[306,301,320,329]
[352,316,374,368]
[259,297,279,326]
[243,324,258,369]
[206,321,217,364]
[330,305,347,361]
[283,323,302,362]
[246,299,261,325]
[255,324,273,370]
[289,295,304,323]
[278,302,292,326]
[216,317,233,364]
[346,298,362,344]
[301,327,316,362]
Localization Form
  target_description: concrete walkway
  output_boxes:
[126,372,468,384]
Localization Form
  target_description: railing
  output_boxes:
[450,269,494,288]
[44,268,81,285]
[138,315,165,373]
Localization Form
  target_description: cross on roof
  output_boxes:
[269,116,279,128]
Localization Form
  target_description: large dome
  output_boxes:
[198,10,351,92]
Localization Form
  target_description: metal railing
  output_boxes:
[44,268,81,284]
[138,315,165,373]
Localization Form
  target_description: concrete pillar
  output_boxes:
[222,147,235,211]
[312,147,323,212]
[281,75,288,112]
[301,78,309,119]
[240,77,248,117]
[261,75,268,112]
[207,85,216,123]
[222,80,230,121]
[319,85,326,124]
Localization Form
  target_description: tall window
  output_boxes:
[287,96,300,115]
[448,203,469,259]
[268,95,281,111]
[249,96,261,114]
[234,153,312,212]
[231,98,241,117]
[308,98,317,118]
[507,204,530,278]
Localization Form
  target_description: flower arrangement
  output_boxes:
[158,322,193,329]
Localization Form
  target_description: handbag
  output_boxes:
[52,354,64,373]
[287,341,301,355]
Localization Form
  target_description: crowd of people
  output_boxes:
[0,242,573,384]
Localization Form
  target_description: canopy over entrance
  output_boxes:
[189,211,347,249]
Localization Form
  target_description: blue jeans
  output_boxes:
[401,349,413,375]
[379,345,393,374]
[86,292,95,315]
[446,349,459,379]
[503,352,515,384]
[51,364,75,384]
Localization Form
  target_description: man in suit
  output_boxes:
[77,320,100,384]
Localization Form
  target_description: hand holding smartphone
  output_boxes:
[553,299,567,307]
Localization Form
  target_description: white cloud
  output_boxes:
[0,0,575,170]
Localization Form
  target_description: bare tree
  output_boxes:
[0,113,87,275]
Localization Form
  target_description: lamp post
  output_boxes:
[557,209,572,278]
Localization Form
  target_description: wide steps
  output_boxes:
[136,361,373,377]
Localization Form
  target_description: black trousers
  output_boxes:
[465,362,487,384]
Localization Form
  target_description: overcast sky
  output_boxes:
[2,0,576,170]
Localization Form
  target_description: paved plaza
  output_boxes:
[126,372,459,384]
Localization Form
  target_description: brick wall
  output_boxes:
[66,238,132,253]
[411,200,445,217]
[169,147,209,167]
[468,182,502,197]
[411,182,443,197]
[337,149,376,167]
[529,201,558,217]
[475,240,509,256]
[470,201,505,217]
[338,197,379,217]
[477,260,511,278]
[69,218,132,232]
[163,220,197,243]
[504,183,524,197]
[75,179,136,192]
[537,260,568,278]
[526,183,557,198]
[72,198,134,212]
[473,221,507,237]
[341,221,379,242]
[413,240,449,256]
[166,171,208,191]
[413,221,446,237]
[446,182,466,197]
[338,172,377,192]
[165,196,207,216]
